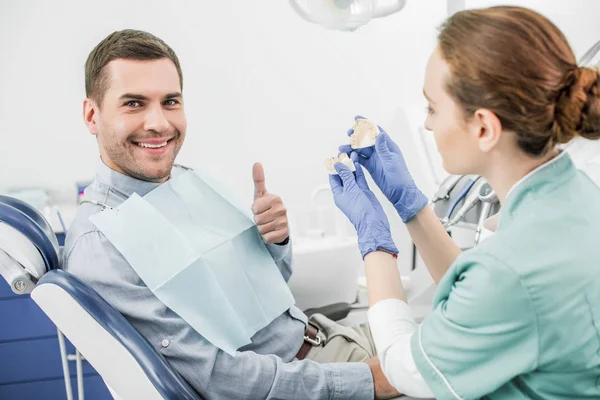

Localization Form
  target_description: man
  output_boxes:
[63,29,400,399]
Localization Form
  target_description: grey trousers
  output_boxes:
[303,314,422,400]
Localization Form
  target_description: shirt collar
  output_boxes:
[95,159,166,199]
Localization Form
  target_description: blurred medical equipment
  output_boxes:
[288,236,362,310]
[76,180,92,204]
[5,188,51,215]
[578,39,600,66]
[3,187,72,246]
[443,177,492,229]
[444,177,489,229]
[289,0,406,31]
[430,174,463,204]
[474,182,498,246]
[431,175,501,242]
[441,177,501,231]
[0,195,202,400]
[440,176,479,227]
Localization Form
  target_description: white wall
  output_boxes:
[1,0,599,270]
[0,0,444,201]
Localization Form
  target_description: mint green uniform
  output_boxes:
[412,153,600,399]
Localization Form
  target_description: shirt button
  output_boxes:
[161,339,170,348]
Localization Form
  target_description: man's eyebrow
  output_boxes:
[119,93,149,101]
[164,92,182,99]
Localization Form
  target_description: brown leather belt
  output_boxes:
[296,323,321,360]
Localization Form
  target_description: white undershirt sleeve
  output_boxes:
[368,299,434,398]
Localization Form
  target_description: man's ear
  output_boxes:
[83,98,99,136]
[472,108,502,153]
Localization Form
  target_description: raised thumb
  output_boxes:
[253,162,268,199]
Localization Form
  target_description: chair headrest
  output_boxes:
[0,195,59,271]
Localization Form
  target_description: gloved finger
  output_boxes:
[339,144,353,155]
[328,174,343,196]
[334,162,357,188]
[354,163,371,192]
[339,144,374,159]
[377,129,402,154]
[346,128,354,137]
[355,147,374,158]
[375,132,393,160]
[355,115,366,121]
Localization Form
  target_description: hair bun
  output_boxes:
[552,66,600,143]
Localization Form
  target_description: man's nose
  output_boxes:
[144,105,170,133]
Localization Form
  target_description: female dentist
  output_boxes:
[330,6,600,400]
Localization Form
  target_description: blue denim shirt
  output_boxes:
[62,161,374,399]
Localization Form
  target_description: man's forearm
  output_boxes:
[406,206,461,283]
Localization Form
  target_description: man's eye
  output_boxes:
[426,105,435,115]
[125,101,142,107]
[164,99,179,106]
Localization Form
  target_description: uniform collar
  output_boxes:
[498,151,575,229]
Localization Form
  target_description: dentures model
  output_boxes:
[350,118,380,149]
[324,153,356,175]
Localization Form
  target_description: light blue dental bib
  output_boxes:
[90,170,295,355]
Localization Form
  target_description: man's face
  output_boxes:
[84,58,187,182]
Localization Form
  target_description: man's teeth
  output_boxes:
[137,142,168,149]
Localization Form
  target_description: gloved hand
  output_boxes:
[329,161,398,259]
[339,116,428,223]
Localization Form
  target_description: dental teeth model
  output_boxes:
[350,118,380,149]
[324,153,356,175]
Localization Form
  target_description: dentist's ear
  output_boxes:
[473,108,503,152]
[83,98,99,136]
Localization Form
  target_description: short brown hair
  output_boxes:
[438,6,600,156]
[85,29,183,105]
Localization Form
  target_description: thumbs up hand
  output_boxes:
[251,162,289,245]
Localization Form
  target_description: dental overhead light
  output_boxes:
[289,0,407,31]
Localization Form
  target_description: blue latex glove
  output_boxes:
[329,161,398,259]
[339,115,428,223]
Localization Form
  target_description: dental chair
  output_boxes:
[0,195,202,400]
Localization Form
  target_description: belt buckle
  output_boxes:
[304,322,321,346]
